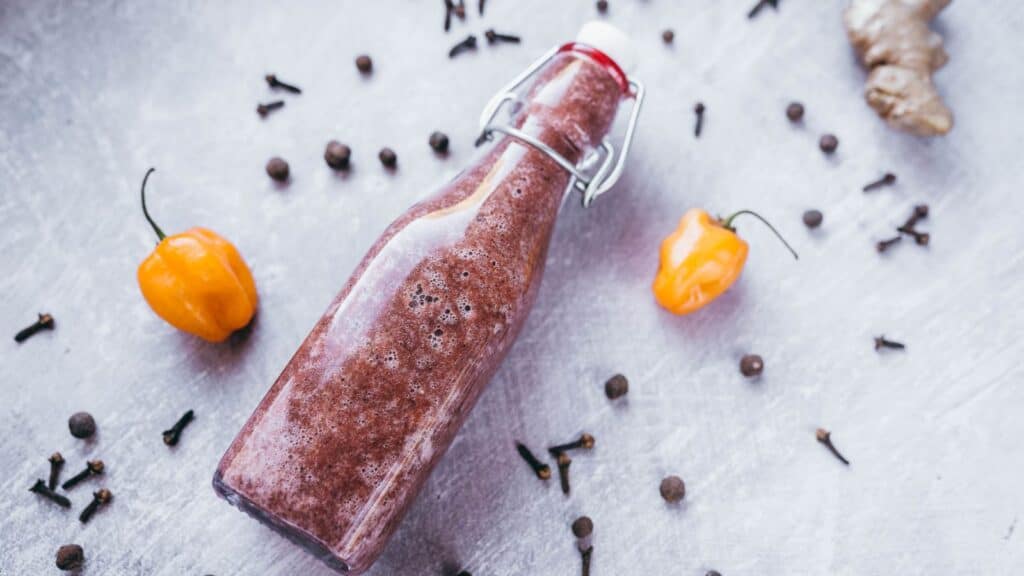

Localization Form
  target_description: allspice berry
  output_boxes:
[604,373,628,400]
[802,209,823,229]
[68,412,96,439]
[786,102,804,122]
[739,354,764,377]
[596,0,609,13]
[355,54,373,74]
[819,134,839,154]
[662,29,675,44]
[660,475,686,503]
[324,140,352,170]
[266,157,290,182]
[571,515,594,539]
[378,147,397,168]
[56,544,84,571]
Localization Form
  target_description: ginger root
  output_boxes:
[844,0,953,136]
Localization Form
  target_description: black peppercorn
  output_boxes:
[572,516,594,539]
[660,475,686,503]
[266,157,290,182]
[604,373,628,399]
[802,209,823,229]
[68,412,96,439]
[429,131,450,154]
[739,354,764,377]
[786,102,804,122]
[355,55,373,74]
[324,140,352,170]
[56,544,84,571]
[662,29,675,44]
[379,147,397,168]
[596,0,608,13]
[819,134,839,154]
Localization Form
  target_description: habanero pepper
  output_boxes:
[652,209,797,315]
[136,168,258,342]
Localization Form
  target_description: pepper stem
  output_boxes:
[721,210,799,260]
[140,167,166,241]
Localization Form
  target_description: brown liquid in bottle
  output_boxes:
[215,46,628,574]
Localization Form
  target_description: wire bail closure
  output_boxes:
[475,44,645,207]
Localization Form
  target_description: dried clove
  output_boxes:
[266,157,290,182]
[485,29,521,44]
[265,74,301,94]
[30,479,71,508]
[876,235,902,253]
[604,373,629,399]
[444,0,454,31]
[48,452,65,490]
[62,460,104,491]
[819,133,839,154]
[454,0,466,19]
[706,572,723,576]
[815,428,850,465]
[874,335,906,351]
[862,172,896,192]
[786,102,805,122]
[571,516,594,539]
[324,140,352,170]
[901,204,929,230]
[256,100,285,117]
[548,433,595,457]
[449,35,478,58]
[660,475,686,503]
[739,354,764,377]
[478,0,485,16]
[56,544,84,571]
[14,313,55,343]
[898,226,930,246]
[68,411,97,439]
[163,409,195,446]
[355,54,373,74]
[515,442,551,480]
[556,452,572,495]
[596,0,608,14]
[802,209,823,229]
[694,102,706,138]
[580,544,593,576]
[429,131,450,154]
[748,0,779,19]
[79,488,112,524]
[379,147,398,169]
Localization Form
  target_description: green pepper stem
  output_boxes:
[140,168,166,241]
[721,210,799,260]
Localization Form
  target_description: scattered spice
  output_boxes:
[449,35,478,58]
[68,412,96,439]
[662,29,675,44]
[596,0,609,14]
[898,204,929,241]
[571,516,594,539]
[876,235,902,253]
[355,55,373,74]
[256,100,285,117]
[79,488,112,524]
[739,354,764,377]
[660,475,686,503]
[62,459,104,491]
[515,442,551,480]
[706,572,723,576]
[693,102,706,138]
[56,544,84,571]
[874,335,906,351]
[456,572,471,576]
[444,0,454,31]
[580,545,593,576]
[454,0,466,19]
[748,0,779,19]
[30,479,71,508]
[48,452,65,490]
[862,172,896,192]
[264,74,301,94]
[786,102,805,122]
[429,131,450,154]
[898,227,930,246]
[478,0,485,16]
[324,140,352,170]
[604,373,629,400]
[548,433,595,457]
[556,452,572,495]
[379,147,398,169]
[163,409,195,446]
[266,157,290,182]
[819,133,839,154]
[815,428,850,465]
[802,209,823,229]
[485,29,522,44]
[14,312,55,343]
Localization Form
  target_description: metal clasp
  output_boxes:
[476,45,645,207]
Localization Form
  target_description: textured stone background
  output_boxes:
[2,0,1023,574]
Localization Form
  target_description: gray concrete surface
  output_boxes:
[2,0,1023,574]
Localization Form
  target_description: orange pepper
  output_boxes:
[653,209,797,315]
[136,169,258,342]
